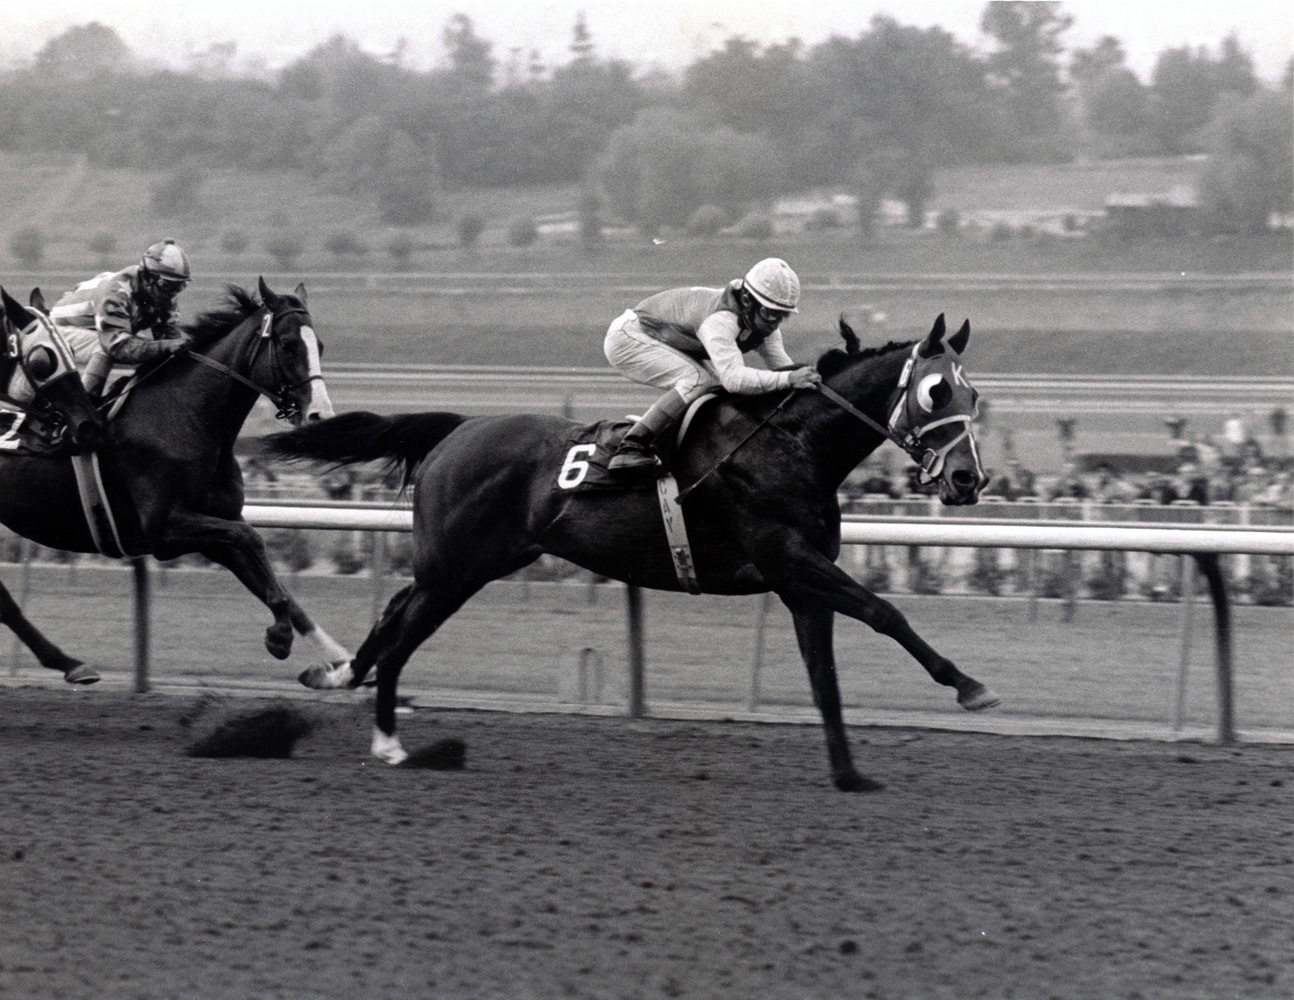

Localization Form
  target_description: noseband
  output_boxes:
[186,307,318,421]
[818,343,978,485]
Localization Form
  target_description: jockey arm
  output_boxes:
[696,314,806,394]
[97,284,189,365]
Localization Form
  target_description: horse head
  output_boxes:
[253,277,335,426]
[831,312,987,506]
[891,314,987,505]
[0,286,103,452]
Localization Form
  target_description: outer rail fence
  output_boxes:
[106,503,1294,746]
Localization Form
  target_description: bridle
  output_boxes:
[817,343,979,485]
[185,306,320,421]
[676,343,981,501]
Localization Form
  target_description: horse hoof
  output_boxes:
[371,727,409,766]
[264,625,293,661]
[958,684,1001,711]
[835,771,885,793]
[298,662,354,690]
[63,664,100,685]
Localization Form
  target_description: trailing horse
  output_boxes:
[0,279,354,685]
[267,314,998,791]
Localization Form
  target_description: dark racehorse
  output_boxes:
[268,314,998,791]
[0,278,354,685]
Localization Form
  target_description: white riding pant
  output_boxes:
[603,310,719,404]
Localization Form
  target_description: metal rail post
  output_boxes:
[1174,555,1196,731]
[132,557,150,693]
[625,584,645,717]
[1194,553,1236,745]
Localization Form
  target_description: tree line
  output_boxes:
[1,3,1289,235]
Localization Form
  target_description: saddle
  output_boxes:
[553,395,723,594]
[552,393,719,494]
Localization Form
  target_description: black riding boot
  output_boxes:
[607,389,690,477]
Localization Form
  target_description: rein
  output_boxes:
[677,344,976,498]
[108,307,313,421]
[675,390,798,500]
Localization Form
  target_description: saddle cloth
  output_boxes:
[551,394,719,494]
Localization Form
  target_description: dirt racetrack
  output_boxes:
[1,685,1290,1000]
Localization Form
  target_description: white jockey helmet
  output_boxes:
[141,239,191,284]
[742,257,800,313]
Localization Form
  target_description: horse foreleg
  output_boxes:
[0,578,99,684]
[789,605,881,792]
[767,542,1000,712]
[160,512,330,667]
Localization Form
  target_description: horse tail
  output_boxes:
[262,411,468,488]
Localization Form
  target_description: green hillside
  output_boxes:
[1,152,1290,376]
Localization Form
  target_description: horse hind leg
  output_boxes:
[0,579,99,684]
[364,583,466,765]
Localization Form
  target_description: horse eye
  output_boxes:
[917,374,949,412]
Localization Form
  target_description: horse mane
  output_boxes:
[816,327,915,381]
[182,284,262,350]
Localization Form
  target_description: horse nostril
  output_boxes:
[308,412,323,422]
[951,469,978,492]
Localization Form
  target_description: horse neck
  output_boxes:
[142,316,264,447]
[798,347,909,487]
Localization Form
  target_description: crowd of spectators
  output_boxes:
[843,409,1293,518]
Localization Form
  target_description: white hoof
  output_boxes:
[371,727,408,765]
[959,685,1001,711]
[298,661,354,690]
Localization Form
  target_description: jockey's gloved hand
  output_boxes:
[788,367,822,389]
[163,335,194,355]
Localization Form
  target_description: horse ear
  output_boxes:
[293,282,308,307]
[0,286,19,324]
[948,319,971,354]
[918,313,947,357]
[837,313,861,354]
[258,276,278,307]
[29,287,47,313]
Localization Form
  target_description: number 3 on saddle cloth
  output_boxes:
[552,398,715,594]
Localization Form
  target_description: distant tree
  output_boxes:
[34,22,133,79]
[1071,36,1152,153]
[507,216,539,247]
[442,14,495,91]
[578,185,603,250]
[457,213,486,248]
[686,204,726,237]
[1199,91,1294,234]
[803,19,1000,180]
[570,12,595,63]
[324,231,368,259]
[980,1,1073,153]
[9,226,45,268]
[375,130,438,225]
[1149,36,1258,154]
[597,107,780,234]
[386,232,416,268]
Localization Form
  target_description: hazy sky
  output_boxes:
[4,0,1291,83]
